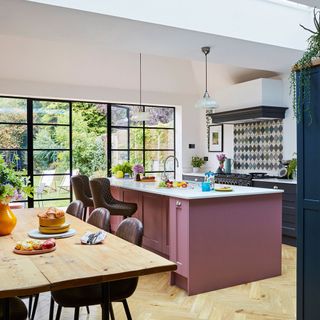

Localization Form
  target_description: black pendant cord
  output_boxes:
[205,52,208,94]
[139,53,142,112]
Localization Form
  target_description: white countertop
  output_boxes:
[252,178,297,184]
[110,178,283,200]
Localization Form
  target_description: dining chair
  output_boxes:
[71,175,94,221]
[0,297,28,320]
[50,217,143,320]
[90,178,137,218]
[66,200,84,220]
[87,207,111,232]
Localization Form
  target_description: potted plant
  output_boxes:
[0,156,33,236]
[111,162,133,178]
[216,153,226,174]
[191,156,205,173]
[287,154,297,180]
[133,164,144,181]
[290,8,320,124]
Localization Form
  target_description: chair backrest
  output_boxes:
[116,218,143,247]
[89,178,115,208]
[60,175,70,188]
[66,200,84,220]
[40,170,56,187]
[71,175,93,206]
[87,208,110,232]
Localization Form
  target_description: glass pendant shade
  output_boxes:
[195,91,219,110]
[195,46,218,110]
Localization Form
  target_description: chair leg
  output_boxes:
[86,305,90,314]
[49,296,55,320]
[31,293,39,320]
[55,305,62,320]
[74,307,80,320]
[109,303,115,320]
[122,299,132,320]
[28,295,33,318]
[83,207,87,221]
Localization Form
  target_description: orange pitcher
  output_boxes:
[0,203,17,236]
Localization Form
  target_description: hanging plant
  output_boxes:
[290,8,320,124]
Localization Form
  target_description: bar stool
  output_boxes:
[71,175,94,221]
[89,178,137,218]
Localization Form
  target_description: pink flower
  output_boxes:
[216,153,226,162]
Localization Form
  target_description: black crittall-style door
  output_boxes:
[297,65,320,319]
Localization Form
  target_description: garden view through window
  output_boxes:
[0,97,175,208]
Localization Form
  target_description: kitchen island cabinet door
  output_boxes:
[141,193,169,256]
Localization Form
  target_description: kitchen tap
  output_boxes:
[161,156,179,181]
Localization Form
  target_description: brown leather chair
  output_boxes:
[87,208,110,232]
[89,178,137,218]
[0,297,28,320]
[66,200,84,220]
[71,175,94,221]
[51,218,143,320]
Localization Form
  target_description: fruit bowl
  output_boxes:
[158,180,188,188]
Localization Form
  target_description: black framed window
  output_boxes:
[0,97,175,207]
[110,104,176,179]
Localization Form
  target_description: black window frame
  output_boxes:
[0,96,176,207]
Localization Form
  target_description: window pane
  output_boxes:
[34,198,70,209]
[33,125,69,149]
[72,103,108,177]
[145,151,174,171]
[130,128,143,149]
[0,150,27,171]
[33,151,70,174]
[145,107,174,128]
[145,129,174,149]
[0,98,27,123]
[33,101,70,124]
[0,124,27,149]
[112,151,128,165]
[112,128,128,149]
[130,150,143,165]
[111,105,129,126]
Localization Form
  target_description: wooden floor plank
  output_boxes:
[32,245,296,320]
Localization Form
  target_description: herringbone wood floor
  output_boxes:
[32,245,296,320]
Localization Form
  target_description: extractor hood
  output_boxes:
[209,106,287,124]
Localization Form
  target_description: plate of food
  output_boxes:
[214,186,233,192]
[13,238,56,255]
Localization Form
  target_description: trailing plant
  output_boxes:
[287,153,297,179]
[191,156,205,168]
[290,8,320,124]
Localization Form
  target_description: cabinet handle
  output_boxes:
[194,178,198,182]
[176,261,182,266]
[273,185,279,189]
[176,201,182,207]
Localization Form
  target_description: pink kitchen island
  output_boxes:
[110,179,283,295]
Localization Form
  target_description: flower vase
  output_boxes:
[216,161,225,174]
[0,203,17,236]
[135,173,141,181]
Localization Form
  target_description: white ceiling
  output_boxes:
[0,0,311,76]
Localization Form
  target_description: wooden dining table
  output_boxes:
[0,208,177,320]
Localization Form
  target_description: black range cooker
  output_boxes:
[214,172,275,187]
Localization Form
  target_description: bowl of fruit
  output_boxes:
[158,180,188,188]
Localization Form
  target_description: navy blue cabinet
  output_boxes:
[297,65,320,320]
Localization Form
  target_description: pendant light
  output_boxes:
[132,53,150,122]
[195,46,219,110]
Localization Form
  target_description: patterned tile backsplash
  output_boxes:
[233,120,283,171]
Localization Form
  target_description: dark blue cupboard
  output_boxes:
[297,64,320,320]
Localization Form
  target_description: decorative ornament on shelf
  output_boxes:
[132,53,151,122]
[195,46,219,110]
[191,156,205,173]
[133,164,144,181]
[216,153,226,174]
[0,156,33,236]
[290,8,320,125]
